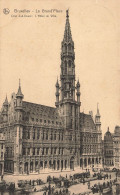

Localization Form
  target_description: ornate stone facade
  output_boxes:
[0,10,102,175]
[113,126,120,169]
[0,133,5,176]
[104,127,114,167]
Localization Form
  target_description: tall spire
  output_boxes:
[56,77,59,87]
[16,79,24,98]
[97,103,100,115]
[63,9,72,42]
[76,79,80,88]
[55,9,80,130]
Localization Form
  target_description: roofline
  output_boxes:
[23,101,56,109]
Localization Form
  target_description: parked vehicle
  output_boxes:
[103,187,112,194]
[6,182,15,191]
[0,181,6,191]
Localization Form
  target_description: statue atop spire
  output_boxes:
[66,9,69,18]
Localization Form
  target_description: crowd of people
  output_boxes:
[43,187,70,195]
[0,168,119,194]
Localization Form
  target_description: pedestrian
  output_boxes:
[110,180,112,185]
[103,182,105,187]
[1,175,3,180]
[33,180,35,186]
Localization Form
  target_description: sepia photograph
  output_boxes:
[0,0,120,194]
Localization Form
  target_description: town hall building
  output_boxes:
[0,10,102,174]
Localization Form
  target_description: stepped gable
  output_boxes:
[80,112,96,130]
[22,101,63,127]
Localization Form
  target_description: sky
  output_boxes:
[0,0,120,137]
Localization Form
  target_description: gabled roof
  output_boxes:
[80,112,96,131]
[22,101,63,127]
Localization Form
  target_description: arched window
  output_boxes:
[65,61,67,74]
[65,44,67,52]
[46,132,48,140]
[59,132,60,140]
[54,132,56,140]
[51,132,53,140]
[69,61,71,68]
[71,119,73,129]
[68,44,71,50]
[28,130,30,139]
[33,129,35,140]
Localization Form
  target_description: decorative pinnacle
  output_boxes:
[3,94,8,106]
[5,94,8,101]
[19,78,21,87]
[16,79,24,98]
[66,9,69,18]
[76,79,80,88]
[56,77,59,87]
[97,102,100,115]
[63,9,72,43]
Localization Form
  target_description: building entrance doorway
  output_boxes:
[61,160,63,170]
[53,160,56,170]
[30,162,33,172]
[0,164,2,175]
[24,162,28,174]
[70,157,74,170]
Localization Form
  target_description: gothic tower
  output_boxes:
[2,96,8,122]
[14,80,24,174]
[15,79,24,122]
[55,10,81,130]
[95,103,102,157]
[95,103,101,131]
